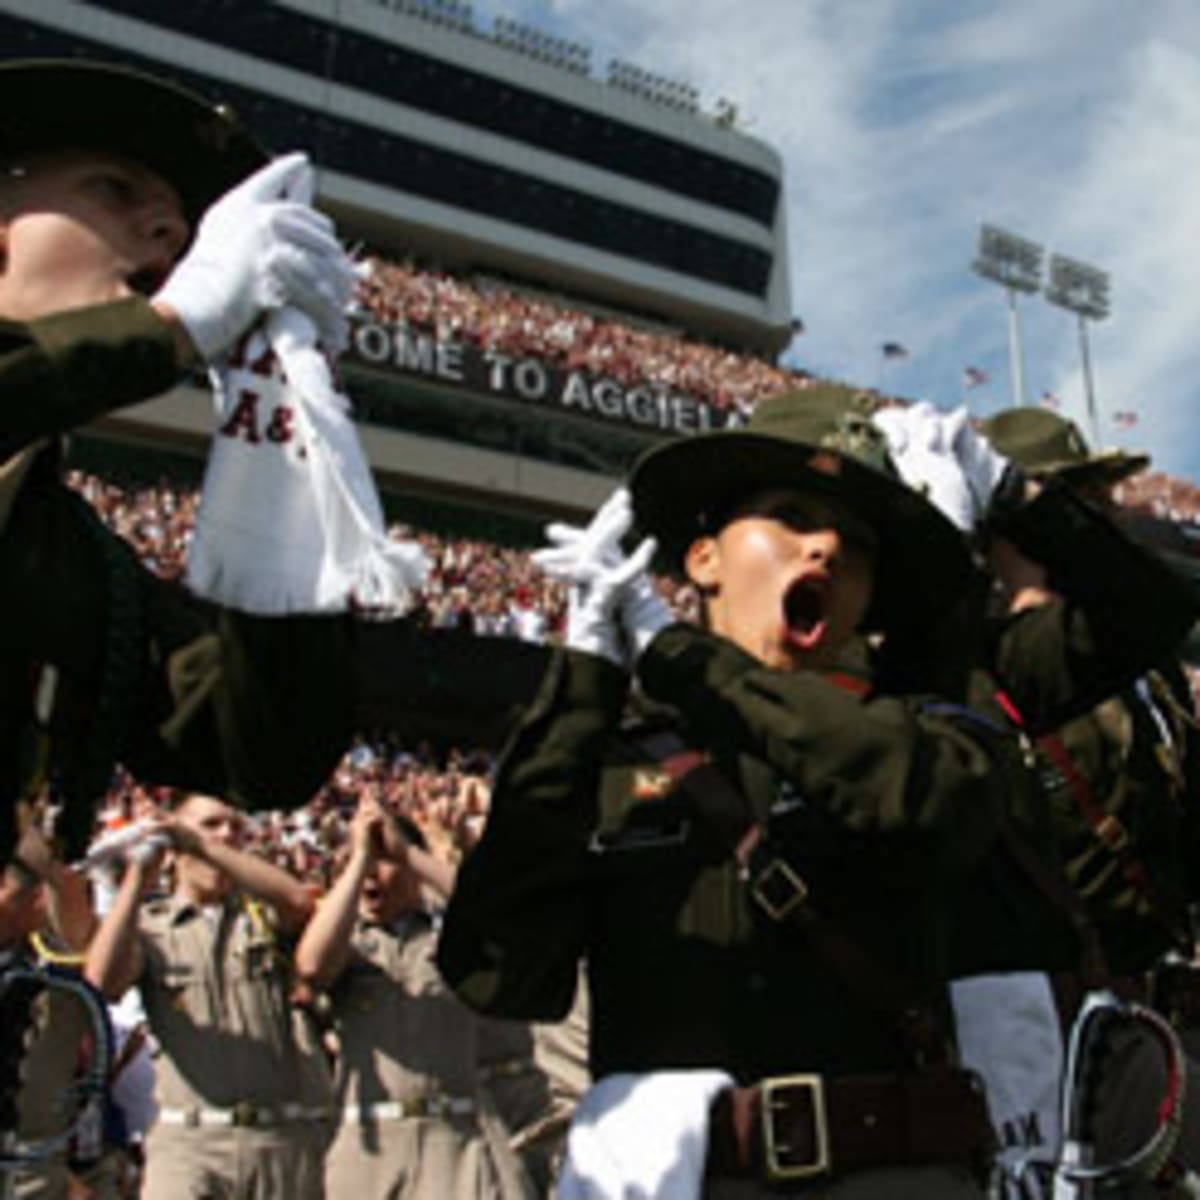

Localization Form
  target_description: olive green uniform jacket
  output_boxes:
[1041,664,1200,977]
[963,486,1200,978]
[0,298,353,855]
[439,629,1018,1082]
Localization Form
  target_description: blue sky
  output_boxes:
[486,0,1200,483]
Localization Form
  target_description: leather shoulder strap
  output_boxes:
[636,729,952,1065]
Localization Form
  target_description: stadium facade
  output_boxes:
[1,0,793,535]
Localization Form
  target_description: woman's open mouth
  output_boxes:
[782,575,830,652]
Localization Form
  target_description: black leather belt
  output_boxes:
[706,1067,994,1185]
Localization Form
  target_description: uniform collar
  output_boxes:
[167,891,237,926]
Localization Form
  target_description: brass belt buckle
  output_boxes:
[751,858,809,922]
[760,1074,830,1182]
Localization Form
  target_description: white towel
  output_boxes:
[185,309,428,614]
[951,971,1064,1193]
[557,1070,733,1200]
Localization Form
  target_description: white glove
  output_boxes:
[558,1070,734,1200]
[154,152,355,361]
[541,522,672,660]
[534,489,671,665]
[619,569,674,659]
[872,402,1010,531]
[534,487,633,581]
[561,538,658,666]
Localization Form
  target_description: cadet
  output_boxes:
[439,386,1025,1198]
[982,408,1200,1191]
[981,407,1200,980]
[0,829,97,1200]
[860,400,1200,1190]
[84,791,334,1199]
[294,793,532,1200]
[0,58,354,863]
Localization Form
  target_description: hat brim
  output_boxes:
[0,60,266,224]
[630,431,972,634]
[1031,450,1150,487]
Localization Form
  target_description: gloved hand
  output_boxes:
[154,152,355,362]
[534,487,633,582]
[534,489,672,665]
[872,402,1011,531]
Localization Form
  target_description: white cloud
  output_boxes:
[1042,36,1200,469]
[494,0,1200,479]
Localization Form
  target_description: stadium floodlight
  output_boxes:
[1045,253,1111,446]
[972,223,1044,408]
[973,224,1043,293]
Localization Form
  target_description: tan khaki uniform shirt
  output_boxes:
[138,893,332,1112]
[332,915,479,1105]
[326,914,532,1200]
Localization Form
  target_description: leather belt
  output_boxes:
[341,1095,476,1124]
[158,1102,331,1129]
[706,1068,993,1184]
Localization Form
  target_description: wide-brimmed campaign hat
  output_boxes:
[0,59,266,223]
[629,384,973,632]
[981,408,1149,486]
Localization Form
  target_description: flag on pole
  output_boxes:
[1112,410,1138,428]
[962,366,989,388]
[1039,391,1061,410]
[881,341,908,360]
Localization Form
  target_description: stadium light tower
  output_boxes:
[1044,253,1111,447]
[972,224,1044,409]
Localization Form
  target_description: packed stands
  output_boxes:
[354,252,812,417]
[65,471,701,636]
[1116,470,1200,527]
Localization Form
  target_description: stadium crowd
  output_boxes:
[1116,469,1200,526]
[97,735,495,894]
[66,470,702,637]
[353,253,809,416]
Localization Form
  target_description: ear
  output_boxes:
[684,535,721,594]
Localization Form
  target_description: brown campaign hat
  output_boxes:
[0,59,266,224]
[981,408,1149,486]
[629,384,973,632]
